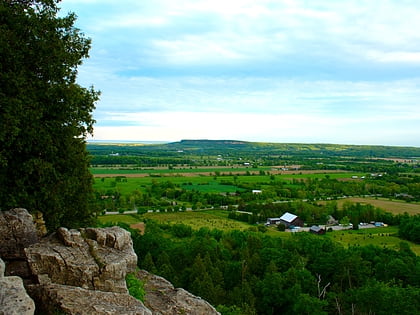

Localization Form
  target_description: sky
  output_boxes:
[59,0,420,146]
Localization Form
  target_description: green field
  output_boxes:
[327,197,420,216]
[325,226,420,255]
[90,166,270,175]
[98,213,142,225]
[98,210,253,232]
[92,171,361,195]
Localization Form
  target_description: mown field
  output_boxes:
[99,210,251,232]
[325,226,420,255]
[325,197,420,216]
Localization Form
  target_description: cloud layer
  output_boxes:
[61,0,420,145]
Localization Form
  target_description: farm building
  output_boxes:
[326,215,338,225]
[279,212,304,227]
[266,217,281,225]
[309,225,326,235]
[266,212,303,227]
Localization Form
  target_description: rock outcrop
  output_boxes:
[137,269,220,315]
[0,208,39,260]
[28,274,151,315]
[25,226,137,293]
[0,208,219,315]
[0,208,39,281]
[0,257,35,315]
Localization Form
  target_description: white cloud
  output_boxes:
[366,51,420,63]
[60,0,420,146]
[91,109,420,146]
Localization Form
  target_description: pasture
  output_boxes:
[328,197,420,216]
[92,169,361,195]
[141,210,253,231]
[98,210,253,232]
[325,226,420,255]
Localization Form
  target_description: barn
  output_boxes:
[279,212,304,227]
[309,225,326,235]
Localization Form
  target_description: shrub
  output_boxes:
[126,273,145,302]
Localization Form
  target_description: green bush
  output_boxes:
[126,273,145,302]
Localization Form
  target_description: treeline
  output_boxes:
[88,141,420,159]
[124,221,420,315]
[399,214,420,244]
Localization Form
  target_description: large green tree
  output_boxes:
[0,0,99,230]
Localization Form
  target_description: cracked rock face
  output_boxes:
[25,226,137,293]
[137,270,220,315]
[0,258,35,315]
[0,208,39,260]
[27,277,151,315]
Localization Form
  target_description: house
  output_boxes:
[252,190,262,194]
[309,225,326,235]
[279,212,304,227]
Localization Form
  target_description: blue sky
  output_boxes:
[60,0,420,146]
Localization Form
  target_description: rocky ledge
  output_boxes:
[25,226,137,293]
[137,269,220,315]
[0,208,220,315]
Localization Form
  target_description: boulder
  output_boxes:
[25,226,137,293]
[0,257,35,315]
[0,208,38,260]
[137,269,220,315]
[27,275,151,315]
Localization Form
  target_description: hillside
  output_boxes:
[88,139,420,159]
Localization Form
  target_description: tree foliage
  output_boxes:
[399,214,420,244]
[0,0,99,229]
[129,222,420,314]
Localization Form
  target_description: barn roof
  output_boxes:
[280,212,298,223]
[310,225,323,233]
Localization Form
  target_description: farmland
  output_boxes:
[98,210,420,255]
[91,140,420,255]
[91,140,420,314]
[324,197,420,216]
[92,171,363,195]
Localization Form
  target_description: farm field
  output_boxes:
[98,210,253,232]
[92,170,362,195]
[90,166,271,176]
[325,226,420,255]
[93,176,245,195]
[142,210,253,231]
[90,165,356,178]
[325,197,420,216]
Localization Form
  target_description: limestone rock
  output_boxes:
[0,271,35,315]
[137,270,220,315]
[25,226,137,293]
[4,260,31,279]
[27,279,151,315]
[0,208,38,260]
[0,257,5,277]
[31,211,47,237]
